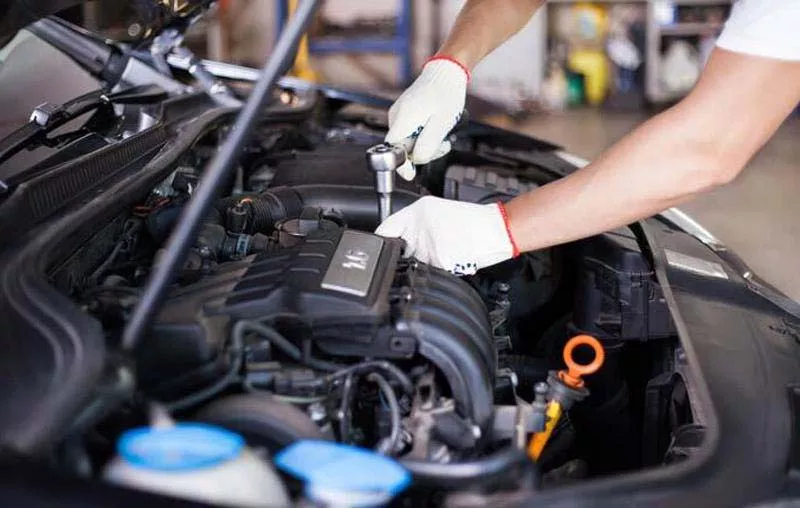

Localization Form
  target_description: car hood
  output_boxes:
[0,1,210,46]
[1,1,82,45]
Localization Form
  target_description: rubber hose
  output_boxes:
[164,326,244,413]
[214,186,303,233]
[213,185,421,234]
[293,185,421,231]
[235,320,341,377]
[194,393,332,451]
[400,448,534,488]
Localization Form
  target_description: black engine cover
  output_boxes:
[145,217,496,428]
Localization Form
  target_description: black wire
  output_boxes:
[325,361,414,396]
[163,326,244,413]
[233,320,341,375]
[338,373,357,444]
[88,241,125,285]
[368,373,402,456]
[233,320,414,394]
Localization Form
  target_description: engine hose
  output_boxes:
[164,326,245,413]
[368,373,402,456]
[234,320,341,376]
[325,360,414,396]
[213,185,421,233]
[193,393,333,451]
[234,320,414,395]
[293,185,421,231]
[214,186,303,233]
[400,448,534,489]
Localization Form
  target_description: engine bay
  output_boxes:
[9,82,700,504]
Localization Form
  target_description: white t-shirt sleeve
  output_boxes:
[716,0,800,62]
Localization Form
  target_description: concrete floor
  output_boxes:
[504,109,800,302]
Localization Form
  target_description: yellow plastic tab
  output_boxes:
[528,400,563,461]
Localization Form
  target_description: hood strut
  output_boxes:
[121,0,322,352]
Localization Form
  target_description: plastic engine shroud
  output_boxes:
[143,217,496,429]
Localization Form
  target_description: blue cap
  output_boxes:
[118,423,245,471]
[275,441,411,498]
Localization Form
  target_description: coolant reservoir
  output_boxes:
[104,423,290,507]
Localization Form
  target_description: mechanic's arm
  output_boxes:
[377,49,800,274]
[507,48,800,251]
[385,0,543,163]
[437,0,544,69]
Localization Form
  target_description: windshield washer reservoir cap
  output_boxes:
[275,440,411,506]
[118,423,244,471]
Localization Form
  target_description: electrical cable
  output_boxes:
[337,373,357,444]
[325,361,414,396]
[121,0,323,351]
[88,241,124,285]
[233,320,341,375]
[368,373,402,456]
[233,320,414,395]
[163,327,244,413]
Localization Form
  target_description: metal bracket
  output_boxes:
[30,102,65,127]
[491,370,548,448]
[150,27,241,107]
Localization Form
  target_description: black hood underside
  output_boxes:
[1,1,81,45]
[0,1,211,47]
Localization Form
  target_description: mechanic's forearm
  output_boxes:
[437,0,544,69]
[506,48,800,253]
[505,110,731,252]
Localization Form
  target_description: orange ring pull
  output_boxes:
[559,335,605,389]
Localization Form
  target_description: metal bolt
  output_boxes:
[128,23,142,38]
[307,402,327,424]
[534,382,549,403]
[472,425,482,440]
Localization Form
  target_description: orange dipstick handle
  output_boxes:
[528,335,606,461]
[559,334,605,389]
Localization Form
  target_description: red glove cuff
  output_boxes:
[496,202,521,258]
[424,55,471,83]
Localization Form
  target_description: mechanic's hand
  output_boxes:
[385,57,469,165]
[376,196,520,275]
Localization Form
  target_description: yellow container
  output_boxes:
[568,49,609,106]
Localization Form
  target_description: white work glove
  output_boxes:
[385,57,470,166]
[375,196,520,276]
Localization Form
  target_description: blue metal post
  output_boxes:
[276,0,289,43]
[276,0,414,87]
[397,0,413,85]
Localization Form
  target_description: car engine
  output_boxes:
[145,207,495,435]
[0,27,695,502]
